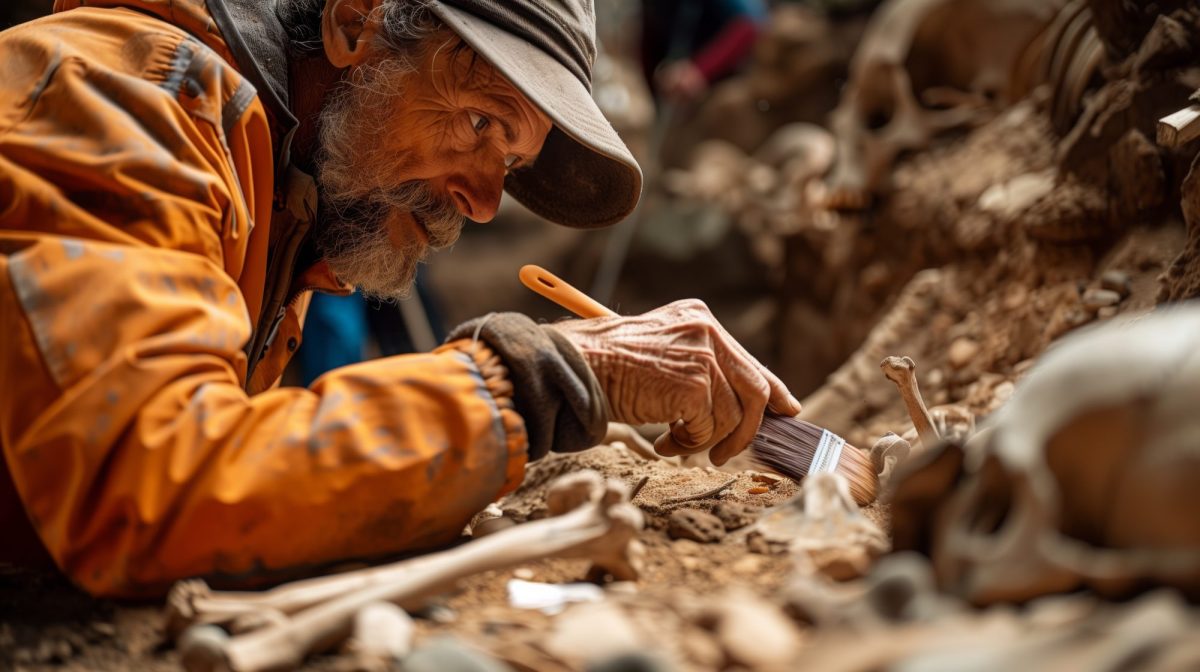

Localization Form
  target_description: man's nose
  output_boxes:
[445,166,505,223]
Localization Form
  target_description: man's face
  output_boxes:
[314,34,554,300]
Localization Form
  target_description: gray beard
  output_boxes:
[311,54,465,301]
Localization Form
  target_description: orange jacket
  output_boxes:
[0,0,533,597]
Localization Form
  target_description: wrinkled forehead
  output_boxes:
[417,32,553,128]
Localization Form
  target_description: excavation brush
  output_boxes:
[519,265,878,505]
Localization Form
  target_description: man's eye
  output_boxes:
[469,111,490,133]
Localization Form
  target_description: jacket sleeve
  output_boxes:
[0,235,527,597]
[447,313,609,460]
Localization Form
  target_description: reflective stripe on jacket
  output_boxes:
[0,1,528,597]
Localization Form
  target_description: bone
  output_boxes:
[174,471,644,672]
[750,472,889,580]
[880,356,941,450]
[870,433,912,490]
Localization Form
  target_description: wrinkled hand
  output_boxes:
[550,300,802,465]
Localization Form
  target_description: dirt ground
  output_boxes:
[0,443,889,671]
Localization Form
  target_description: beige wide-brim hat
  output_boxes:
[428,0,642,229]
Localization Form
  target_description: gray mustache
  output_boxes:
[328,181,464,249]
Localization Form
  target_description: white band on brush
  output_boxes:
[812,430,845,474]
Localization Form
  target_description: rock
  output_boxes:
[512,568,535,581]
[713,502,761,531]
[344,602,415,668]
[1097,306,1119,320]
[473,516,516,538]
[667,509,726,543]
[671,539,703,555]
[731,555,766,575]
[947,338,980,370]
[402,638,514,672]
[751,472,783,486]
[586,652,677,672]
[711,590,802,667]
[1100,270,1132,297]
[544,603,643,665]
[1081,288,1121,311]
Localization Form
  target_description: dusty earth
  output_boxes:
[0,445,889,671]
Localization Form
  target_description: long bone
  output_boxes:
[173,470,644,672]
[880,356,940,450]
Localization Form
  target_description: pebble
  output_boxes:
[587,652,677,672]
[671,539,704,556]
[667,509,726,543]
[402,637,514,672]
[347,601,414,662]
[991,381,1015,406]
[713,590,802,667]
[473,516,516,537]
[1100,270,1132,297]
[512,568,535,581]
[1081,288,1121,311]
[947,338,980,370]
[1097,306,1118,320]
[731,555,766,575]
[750,472,783,486]
[713,502,761,531]
[544,602,643,665]
[747,486,771,495]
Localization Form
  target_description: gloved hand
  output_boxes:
[550,299,802,465]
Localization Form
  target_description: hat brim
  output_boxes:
[429,2,642,229]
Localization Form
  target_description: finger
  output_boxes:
[680,301,803,417]
[709,368,771,467]
[763,371,803,417]
[656,373,741,457]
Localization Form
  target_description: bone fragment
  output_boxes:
[880,356,940,449]
[1157,104,1200,148]
[174,471,644,672]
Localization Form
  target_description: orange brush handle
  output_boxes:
[519,265,618,319]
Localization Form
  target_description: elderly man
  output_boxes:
[0,0,800,597]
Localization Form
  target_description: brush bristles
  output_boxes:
[749,416,879,505]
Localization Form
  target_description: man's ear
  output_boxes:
[322,0,383,68]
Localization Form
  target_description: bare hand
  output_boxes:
[550,300,802,465]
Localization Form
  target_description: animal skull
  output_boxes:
[891,307,1200,605]
[824,0,1065,208]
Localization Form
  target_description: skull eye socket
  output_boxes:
[866,109,893,131]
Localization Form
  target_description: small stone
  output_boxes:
[991,381,1015,406]
[747,486,770,495]
[345,602,415,662]
[512,567,535,581]
[403,637,515,672]
[713,502,761,531]
[473,516,516,538]
[668,509,726,543]
[750,473,783,486]
[1100,270,1132,298]
[680,557,701,570]
[1081,288,1121,311]
[1097,306,1118,320]
[672,539,703,555]
[713,590,802,667]
[731,555,765,575]
[587,652,676,672]
[947,338,980,370]
[925,368,945,387]
[91,622,117,639]
[544,603,642,665]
